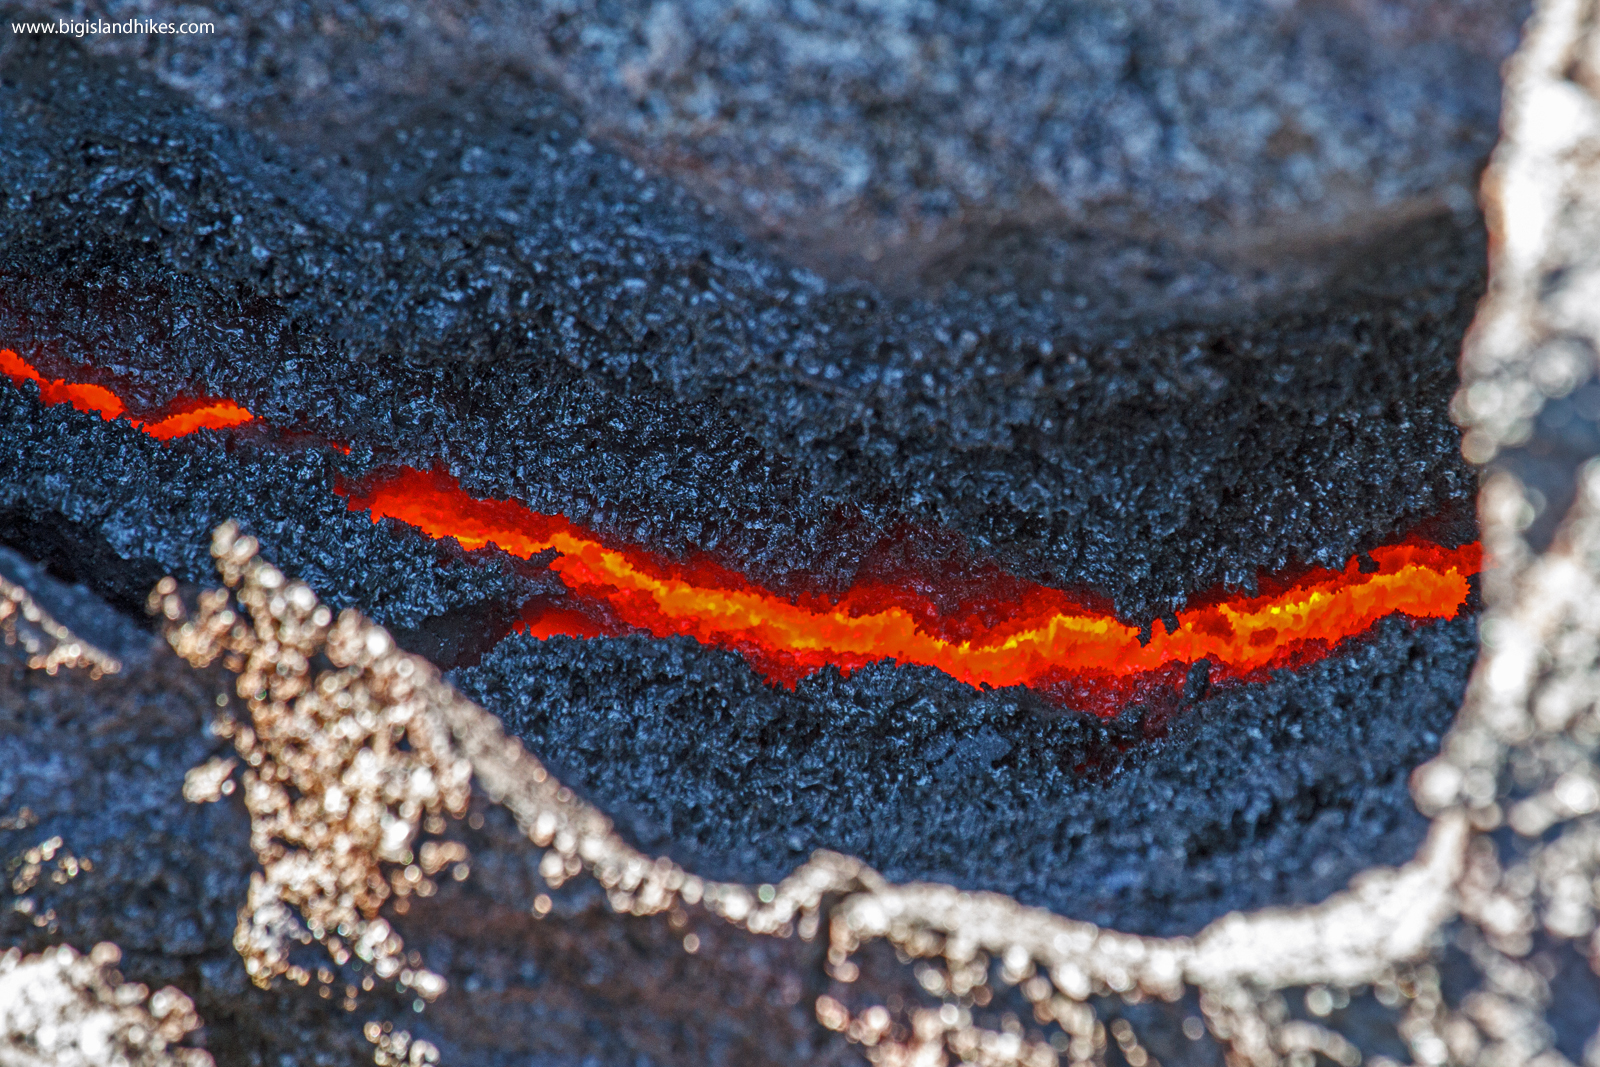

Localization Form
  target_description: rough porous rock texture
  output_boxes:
[459,615,1475,934]
[0,549,371,1065]
[22,0,1522,311]
[0,385,560,631]
[0,1,1543,1061]
[0,7,1498,935]
[0,942,211,1067]
[0,31,1483,622]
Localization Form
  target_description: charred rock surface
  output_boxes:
[0,3,1509,1057]
[460,614,1477,935]
[19,0,1600,1062]
[29,0,1523,312]
[0,12,1491,937]
[0,35,1481,623]
[0,547,365,1065]
[0,386,559,630]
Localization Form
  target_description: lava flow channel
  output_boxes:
[3,347,1481,712]
[343,466,1480,707]
[2,349,253,440]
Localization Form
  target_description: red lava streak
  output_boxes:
[1,349,253,439]
[342,467,1480,711]
[2,344,1481,712]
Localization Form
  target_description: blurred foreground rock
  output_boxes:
[1,545,876,1064]
[0,943,210,1067]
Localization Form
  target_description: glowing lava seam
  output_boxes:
[4,348,1480,708]
[1,349,252,440]
[342,467,1478,699]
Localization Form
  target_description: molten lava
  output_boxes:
[3,342,1481,714]
[342,467,1479,708]
[1,349,253,439]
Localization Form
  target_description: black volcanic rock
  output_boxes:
[458,614,1477,935]
[33,0,1523,309]
[0,3,1520,1061]
[0,34,1481,622]
[0,548,880,1067]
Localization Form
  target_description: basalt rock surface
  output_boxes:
[0,27,1486,622]
[0,0,1551,1063]
[459,615,1476,935]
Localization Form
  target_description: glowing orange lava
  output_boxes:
[342,467,1480,707]
[2,349,253,439]
[4,341,1481,713]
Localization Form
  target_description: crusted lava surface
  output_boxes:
[0,34,1482,933]
[460,615,1475,935]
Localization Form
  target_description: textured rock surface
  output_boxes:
[0,549,888,1067]
[0,28,1483,623]
[1,0,1576,1063]
[459,615,1474,933]
[0,942,211,1067]
[0,4,1493,934]
[26,0,1522,310]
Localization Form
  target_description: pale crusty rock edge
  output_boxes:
[0,576,209,1067]
[0,566,121,680]
[141,516,1479,1067]
[0,453,1503,1067]
[0,942,210,1067]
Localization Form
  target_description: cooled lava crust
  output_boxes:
[0,36,1482,934]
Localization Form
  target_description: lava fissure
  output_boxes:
[342,466,1478,713]
[3,347,1481,715]
[2,348,253,440]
